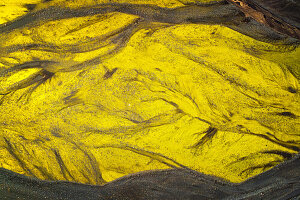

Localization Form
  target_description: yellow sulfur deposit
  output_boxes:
[0,0,299,185]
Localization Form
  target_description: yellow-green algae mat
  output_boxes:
[0,0,299,185]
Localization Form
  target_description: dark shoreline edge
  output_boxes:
[1,153,299,200]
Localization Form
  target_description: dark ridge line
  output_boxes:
[32,165,57,181]
[70,142,106,185]
[240,160,281,176]
[93,144,189,169]
[3,137,35,178]
[243,130,300,152]
[260,150,294,160]
[190,127,218,148]
[52,149,76,182]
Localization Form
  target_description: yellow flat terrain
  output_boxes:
[0,0,299,185]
